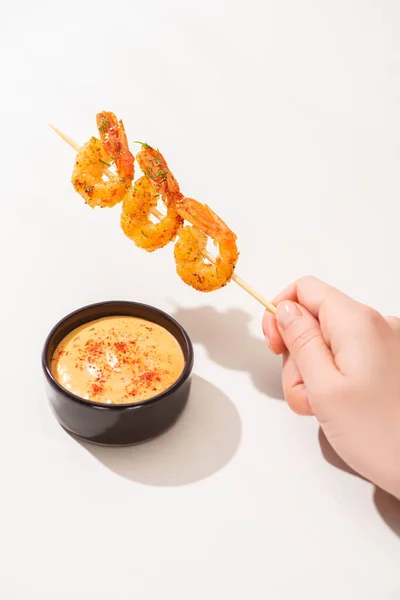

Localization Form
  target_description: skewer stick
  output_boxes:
[50,125,276,314]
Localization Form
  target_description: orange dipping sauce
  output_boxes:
[51,316,185,404]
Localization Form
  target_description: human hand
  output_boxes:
[262,276,400,499]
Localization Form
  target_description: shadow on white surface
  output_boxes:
[318,428,400,538]
[80,375,242,486]
[171,305,283,400]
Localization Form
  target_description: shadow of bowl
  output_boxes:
[78,374,242,486]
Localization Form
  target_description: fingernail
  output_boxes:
[265,337,277,354]
[276,301,302,330]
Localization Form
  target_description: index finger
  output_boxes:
[262,276,351,355]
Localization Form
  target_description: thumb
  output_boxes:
[275,300,337,389]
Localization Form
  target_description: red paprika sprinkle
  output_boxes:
[114,342,127,353]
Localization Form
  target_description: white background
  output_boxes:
[1,1,400,598]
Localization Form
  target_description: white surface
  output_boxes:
[1,1,400,598]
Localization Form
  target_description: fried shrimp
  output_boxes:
[96,112,134,182]
[121,142,183,250]
[121,176,183,251]
[72,112,134,208]
[174,199,238,292]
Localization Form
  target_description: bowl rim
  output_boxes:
[41,300,194,410]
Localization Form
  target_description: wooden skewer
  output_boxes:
[50,125,276,314]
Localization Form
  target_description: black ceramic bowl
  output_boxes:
[42,301,194,446]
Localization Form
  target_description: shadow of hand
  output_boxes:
[79,375,242,486]
[171,305,283,399]
[318,428,400,537]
